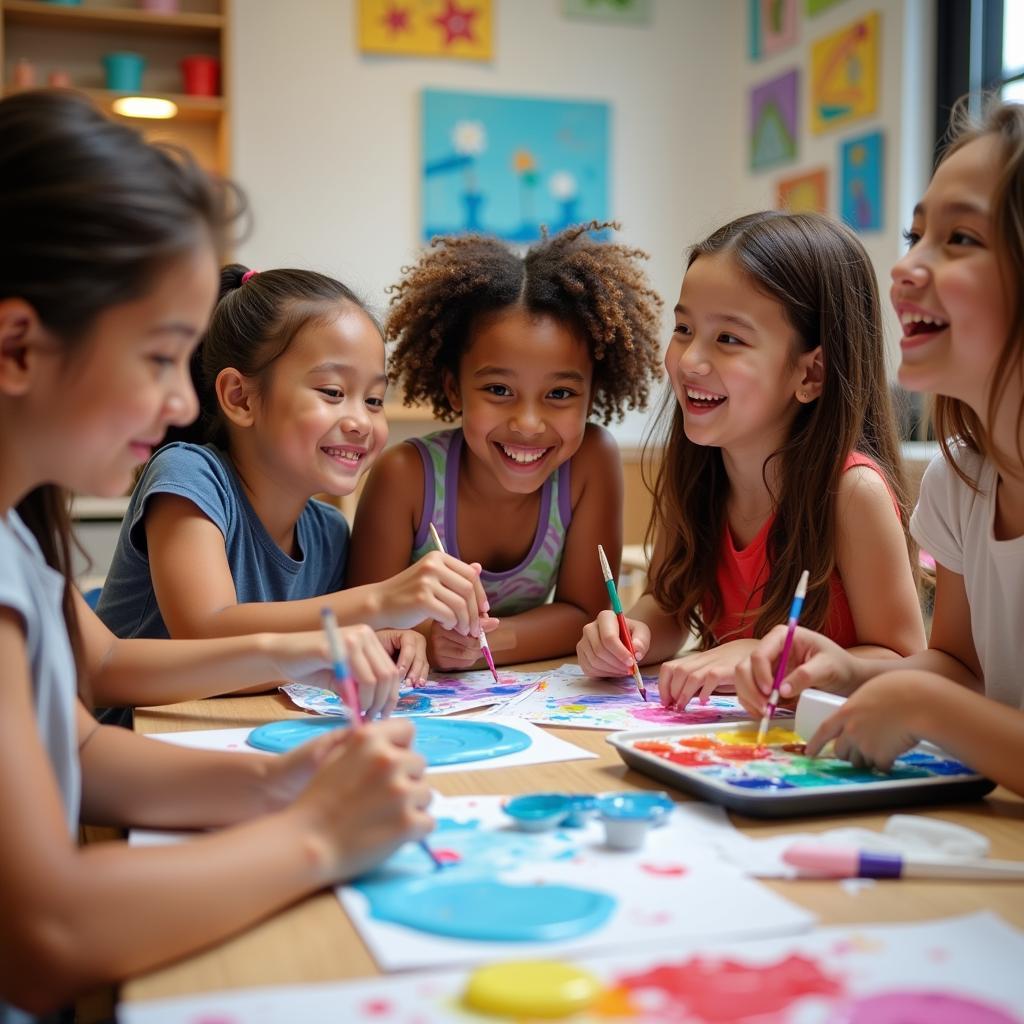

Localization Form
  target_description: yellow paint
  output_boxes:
[463,960,603,1018]
[715,727,802,747]
[560,704,588,713]
[809,12,880,135]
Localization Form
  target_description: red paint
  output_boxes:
[715,744,770,761]
[610,953,843,1022]
[360,998,394,1016]
[635,740,677,753]
[640,863,688,877]
[676,737,718,750]
[663,749,717,767]
[433,848,461,864]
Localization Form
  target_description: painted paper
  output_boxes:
[492,664,789,731]
[358,0,492,61]
[120,913,1024,1023]
[749,0,799,60]
[840,129,884,231]
[750,69,799,170]
[337,794,813,972]
[422,88,609,243]
[807,0,847,14]
[282,670,541,719]
[563,0,652,24]
[777,167,828,213]
[810,12,880,134]
[144,716,597,775]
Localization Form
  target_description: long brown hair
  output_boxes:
[931,98,1024,484]
[0,90,240,691]
[646,211,913,647]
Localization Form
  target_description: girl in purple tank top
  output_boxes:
[349,223,663,670]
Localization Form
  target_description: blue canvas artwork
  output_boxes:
[421,88,610,243]
[840,129,884,232]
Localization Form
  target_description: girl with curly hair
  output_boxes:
[348,223,663,668]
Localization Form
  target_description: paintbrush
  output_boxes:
[755,569,809,748]
[597,544,647,702]
[427,521,499,683]
[320,609,444,872]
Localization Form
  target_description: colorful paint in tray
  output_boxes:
[629,726,975,791]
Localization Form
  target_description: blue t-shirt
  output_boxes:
[96,443,349,639]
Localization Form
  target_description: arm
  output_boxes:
[806,670,1024,795]
[80,593,402,716]
[833,466,927,667]
[0,610,433,1013]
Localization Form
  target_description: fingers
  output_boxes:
[344,626,399,721]
[393,630,428,687]
[577,611,634,677]
[806,709,845,757]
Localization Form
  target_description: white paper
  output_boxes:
[144,716,595,775]
[120,914,1024,1024]
[337,793,813,972]
[492,662,790,731]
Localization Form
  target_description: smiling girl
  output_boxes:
[578,211,926,706]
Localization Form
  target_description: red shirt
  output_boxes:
[709,452,896,647]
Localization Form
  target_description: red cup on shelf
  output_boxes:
[180,54,220,97]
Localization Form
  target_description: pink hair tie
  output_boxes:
[241,269,259,283]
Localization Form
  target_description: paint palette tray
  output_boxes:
[607,723,994,818]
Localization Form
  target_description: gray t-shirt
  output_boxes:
[0,511,81,1024]
[96,443,349,639]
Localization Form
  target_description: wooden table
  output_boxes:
[122,675,1024,1005]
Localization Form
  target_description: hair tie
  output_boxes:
[241,269,259,284]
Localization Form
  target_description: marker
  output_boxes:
[783,842,1024,881]
[597,544,646,702]
[755,569,809,747]
[320,609,444,872]
[427,521,499,683]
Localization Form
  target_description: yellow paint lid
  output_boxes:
[463,960,604,1018]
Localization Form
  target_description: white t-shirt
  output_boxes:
[910,447,1024,710]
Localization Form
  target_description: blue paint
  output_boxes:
[247,717,531,765]
[596,791,674,823]
[728,777,797,790]
[504,794,572,831]
[395,692,432,714]
[358,873,615,942]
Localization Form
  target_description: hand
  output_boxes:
[290,718,434,882]
[263,626,401,720]
[806,672,928,770]
[576,610,651,678]
[733,625,860,718]
[426,616,501,672]
[656,639,758,708]
[379,551,490,636]
[375,628,429,687]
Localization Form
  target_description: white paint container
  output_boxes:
[794,688,847,740]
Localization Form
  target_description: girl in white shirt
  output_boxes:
[735,98,1024,797]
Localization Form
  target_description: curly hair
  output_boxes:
[385,222,663,425]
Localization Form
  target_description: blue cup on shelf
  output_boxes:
[102,52,146,92]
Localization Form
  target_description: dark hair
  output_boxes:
[384,222,663,425]
[167,264,381,449]
[931,97,1024,483]
[646,211,914,647]
[0,89,240,689]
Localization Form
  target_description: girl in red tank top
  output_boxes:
[577,212,926,709]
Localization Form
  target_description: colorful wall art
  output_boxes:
[840,129,884,231]
[496,664,787,731]
[421,88,610,243]
[358,0,492,61]
[750,69,799,170]
[563,0,652,24]
[338,794,812,972]
[806,0,847,14]
[777,167,828,213]
[749,0,799,59]
[120,913,1024,1023]
[810,12,879,134]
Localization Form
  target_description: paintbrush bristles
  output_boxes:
[428,521,444,554]
[321,608,347,668]
[597,544,613,583]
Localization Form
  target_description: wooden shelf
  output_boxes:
[83,85,223,121]
[3,1,222,37]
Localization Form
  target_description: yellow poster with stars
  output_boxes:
[358,1,492,61]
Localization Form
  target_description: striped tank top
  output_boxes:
[408,429,572,616]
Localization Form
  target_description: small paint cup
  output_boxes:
[102,52,146,92]
[795,688,847,741]
[504,794,572,832]
[563,795,599,828]
[597,793,672,850]
[180,54,220,96]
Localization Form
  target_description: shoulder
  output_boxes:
[367,441,427,489]
[919,445,988,500]
[838,455,898,516]
[138,442,233,497]
[568,423,622,501]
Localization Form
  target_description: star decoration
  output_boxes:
[433,0,478,46]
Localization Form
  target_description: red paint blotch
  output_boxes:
[640,863,688,877]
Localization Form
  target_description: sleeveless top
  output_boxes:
[711,452,899,646]
[408,429,572,616]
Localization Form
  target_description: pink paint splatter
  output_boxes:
[360,997,394,1016]
[433,848,461,865]
[639,863,688,877]
[844,991,1019,1024]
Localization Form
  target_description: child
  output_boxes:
[0,90,431,1016]
[347,225,664,668]
[735,100,1024,796]
[96,263,496,689]
[578,211,926,704]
